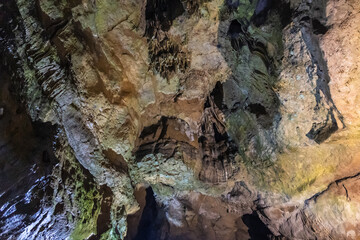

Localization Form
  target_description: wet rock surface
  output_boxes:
[1,0,360,239]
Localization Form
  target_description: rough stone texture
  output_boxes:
[1,0,360,239]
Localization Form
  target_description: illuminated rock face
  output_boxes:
[1,0,360,239]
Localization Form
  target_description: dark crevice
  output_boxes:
[128,187,169,240]
[312,19,328,35]
[251,0,273,27]
[88,185,113,240]
[227,19,248,51]
[300,16,311,23]
[305,171,360,205]
[247,103,268,118]
[342,184,350,201]
[158,117,168,140]
[277,1,292,28]
[242,212,273,240]
[251,0,292,28]
[133,187,158,240]
[211,81,224,110]
[213,122,226,142]
[139,123,161,139]
[47,19,69,40]
[227,19,246,36]
[144,0,184,37]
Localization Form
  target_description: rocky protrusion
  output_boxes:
[198,85,238,183]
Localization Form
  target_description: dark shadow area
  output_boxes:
[247,103,268,118]
[312,19,328,35]
[227,19,248,52]
[126,187,169,240]
[251,0,292,27]
[144,0,184,37]
[211,81,224,109]
[251,0,273,26]
[88,185,113,240]
[133,187,159,240]
[242,212,273,240]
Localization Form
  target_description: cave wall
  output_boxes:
[1,0,360,239]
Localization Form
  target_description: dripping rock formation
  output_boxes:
[1,0,360,239]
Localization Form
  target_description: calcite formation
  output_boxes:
[1,0,360,239]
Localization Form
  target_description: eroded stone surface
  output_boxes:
[1,0,360,239]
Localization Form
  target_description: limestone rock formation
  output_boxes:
[1,0,360,239]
